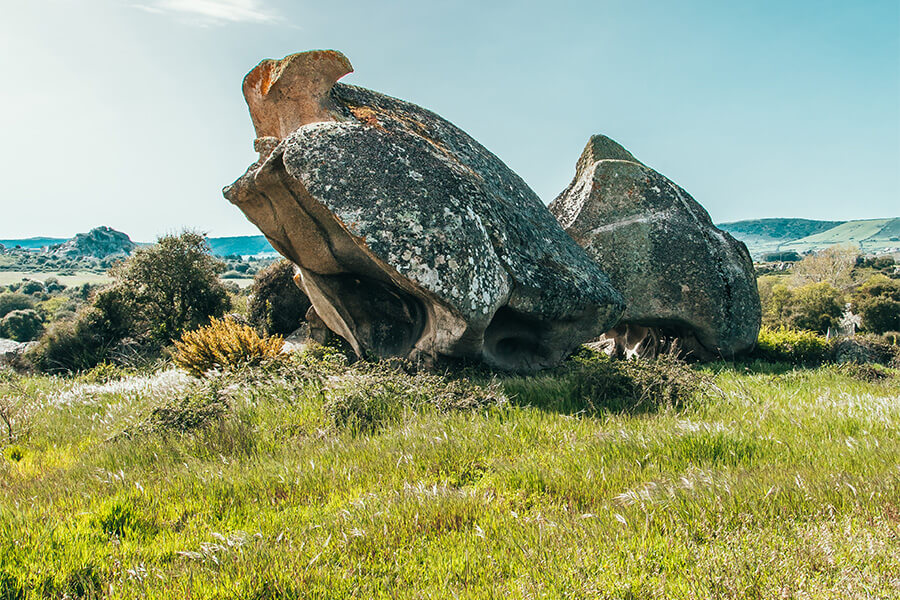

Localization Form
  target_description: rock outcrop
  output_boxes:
[225,50,624,371]
[550,135,761,359]
[50,226,136,259]
[0,338,36,368]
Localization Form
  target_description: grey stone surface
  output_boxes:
[225,51,624,371]
[550,135,761,359]
[50,226,135,259]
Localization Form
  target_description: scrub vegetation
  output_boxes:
[1,351,898,599]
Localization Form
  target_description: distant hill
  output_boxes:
[0,237,68,250]
[1,231,276,257]
[719,217,900,258]
[206,235,276,257]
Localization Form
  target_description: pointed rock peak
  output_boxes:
[576,134,642,176]
[242,50,354,144]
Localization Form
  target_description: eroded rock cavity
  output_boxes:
[225,50,624,371]
[550,135,761,360]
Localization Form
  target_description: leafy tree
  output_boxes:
[110,232,230,343]
[791,245,858,289]
[786,282,844,334]
[30,232,231,372]
[852,275,900,334]
[0,309,43,342]
[758,279,794,328]
[248,259,311,336]
[0,293,33,319]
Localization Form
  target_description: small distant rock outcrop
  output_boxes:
[225,50,624,371]
[550,135,761,359]
[50,226,136,259]
[0,338,36,367]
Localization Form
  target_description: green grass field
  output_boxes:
[0,271,112,288]
[0,271,256,290]
[1,357,898,599]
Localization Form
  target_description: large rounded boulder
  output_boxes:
[225,51,624,371]
[550,135,761,359]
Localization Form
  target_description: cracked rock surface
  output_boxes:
[225,51,624,371]
[550,135,761,360]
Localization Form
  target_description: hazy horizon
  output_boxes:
[2,0,898,240]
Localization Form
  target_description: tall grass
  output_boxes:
[0,354,897,599]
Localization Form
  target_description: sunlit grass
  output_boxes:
[0,357,898,599]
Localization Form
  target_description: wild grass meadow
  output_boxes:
[1,352,898,599]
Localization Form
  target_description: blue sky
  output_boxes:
[1,0,897,241]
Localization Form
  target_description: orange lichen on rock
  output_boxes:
[242,50,353,145]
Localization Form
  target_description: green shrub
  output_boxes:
[248,259,311,336]
[109,231,231,344]
[29,232,231,373]
[567,351,707,413]
[0,293,33,319]
[28,288,136,373]
[75,362,132,384]
[18,280,43,296]
[754,326,832,365]
[851,274,900,334]
[324,363,506,433]
[136,385,229,435]
[173,317,285,377]
[0,309,43,342]
[787,282,845,334]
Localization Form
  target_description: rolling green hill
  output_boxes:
[780,218,900,254]
[718,217,900,258]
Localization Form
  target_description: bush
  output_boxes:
[831,334,899,366]
[18,280,44,295]
[323,362,506,433]
[754,326,832,365]
[248,260,311,336]
[851,275,900,334]
[110,231,230,343]
[29,232,232,373]
[173,317,285,377]
[568,351,707,413]
[785,282,845,334]
[0,309,43,342]
[29,286,136,373]
[0,293,33,319]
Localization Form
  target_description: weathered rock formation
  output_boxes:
[50,226,136,259]
[225,50,624,371]
[550,135,761,359]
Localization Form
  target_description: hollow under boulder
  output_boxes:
[224,50,624,371]
[550,135,761,360]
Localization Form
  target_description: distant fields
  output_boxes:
[781,218,900,254]
[0,271,257,289]
[0,271,111,287]
[719,217,900,258]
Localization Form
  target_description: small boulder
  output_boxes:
[225,51,624,371]
[550,135,761,359]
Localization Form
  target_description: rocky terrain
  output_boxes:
[48,226,136,259]
[225,50,760,369]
